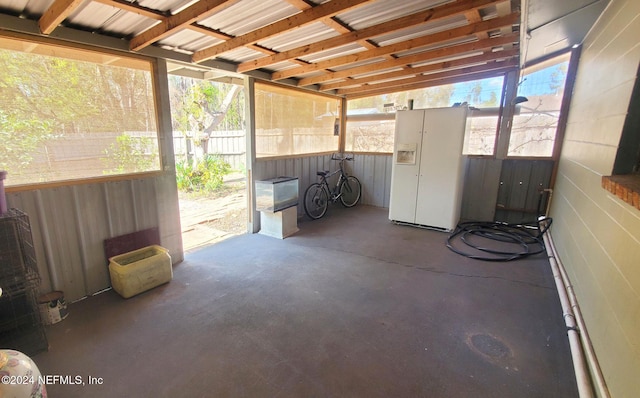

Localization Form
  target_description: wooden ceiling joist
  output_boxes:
[346,68,513,99]
[191,0,374,63]
[187,24,275,56]
[129,0,240,52]
[24,0,522,98]
[297,33,518,87]
[39,0,85,35]
[272,12,519,82]
[237,0,504,73]
[319,48,519,91]
[337,59,517,96]
[94,0,166,20]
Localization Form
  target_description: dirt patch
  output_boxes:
[179,179,247,252]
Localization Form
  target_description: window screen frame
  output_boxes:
[254,80,342,159]
[0,32,165,191]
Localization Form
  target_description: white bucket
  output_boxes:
[38,291,68,325]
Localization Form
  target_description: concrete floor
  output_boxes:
[33,205,578,397]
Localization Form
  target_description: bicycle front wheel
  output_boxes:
[304,183,329,219]
[339,176,361,207]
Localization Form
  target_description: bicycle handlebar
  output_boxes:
[331,153,354,161]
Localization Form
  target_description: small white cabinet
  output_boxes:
[388,106,468,231]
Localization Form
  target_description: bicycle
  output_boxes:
[303,153,362,220]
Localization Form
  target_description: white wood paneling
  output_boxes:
[550,0,640,396]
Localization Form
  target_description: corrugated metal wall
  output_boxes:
[255,153,551,225]
[6,151,553,303]
[460,157,503,222]
[495,159,554,223]
[6,174,183,302]
[254,153,393,218]
[460,158,554,223]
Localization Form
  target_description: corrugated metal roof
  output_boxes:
[218,46,266,63]
[371,15,469,47]
[198,0,299,37]
[258,21,340,52]
[330,57,387,72]
[0,0,522,97]
[298,42,366,63]
[351,65,405,79]
[4,0,51,17]
[67,2,154,36]
[338,0,454,30]
[158,29,223,53]
[139,0,195,14]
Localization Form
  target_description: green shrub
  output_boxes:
[176,154,231,192]
[103,134,158,174]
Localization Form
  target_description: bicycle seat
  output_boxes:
[317,171,329,177]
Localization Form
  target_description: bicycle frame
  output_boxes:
[303,153,360,220]
[317,158,350,200]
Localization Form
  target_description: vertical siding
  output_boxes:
[460,158,502,221]
[255,153,393,220]
[551,0,640,396]
[495,159,554,223]
[6,175,183,302]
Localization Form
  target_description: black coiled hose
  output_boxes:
[446,217,552,261]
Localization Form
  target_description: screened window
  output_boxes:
[345,76,504,155]
[508,55,570,157]
[255,82,340,158]
[0,36,160,187]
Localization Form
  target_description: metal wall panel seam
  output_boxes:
[35,189,60,291]
[102,183,114,237]
[130,179,139,230]
[71,185,90,295]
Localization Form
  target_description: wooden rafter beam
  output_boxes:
[237,0,503,73]
[320,16,392,57]
[93,0,166,20]
[129,0,240,52]
[39,0,85,35]
[298,33,518,87]
[187,24,272,55]
[272,12,519,81]
[192,0,374,63]
[98,0,307,68]
[281,0,314,9]
[337,59,517,96]
[319,48,519,91]
[345,66,515,99]
[187,24,312,68]
[465,9,483,23]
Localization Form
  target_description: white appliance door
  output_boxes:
[389,110,425,223]
[415,107,467,230]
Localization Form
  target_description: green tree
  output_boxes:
[102,134,158,174]
[1,47,158,178]
[0,50,97,173]
[422,84,455,107]
[169,77,243,166]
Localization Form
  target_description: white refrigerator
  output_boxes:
[388,106,468,231]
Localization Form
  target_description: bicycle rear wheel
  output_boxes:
[304,183,329,219]
[339,176,361,207]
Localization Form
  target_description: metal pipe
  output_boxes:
[541,217,609,397]
[545,227,611,398]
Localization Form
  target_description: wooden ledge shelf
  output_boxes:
[602,175,640,210]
